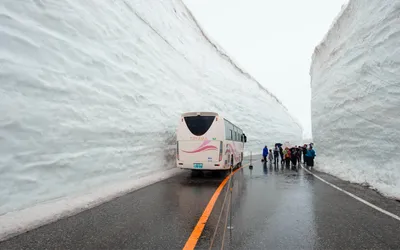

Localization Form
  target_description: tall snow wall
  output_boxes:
[310,0,400,199]
[0,0,302,215]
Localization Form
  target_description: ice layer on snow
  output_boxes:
[310,0,400,199]
[0,0,302,215]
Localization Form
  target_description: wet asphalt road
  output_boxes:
[1,158,400,250]
[199,162,400,250]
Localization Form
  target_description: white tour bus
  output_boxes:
[176,112,247,171]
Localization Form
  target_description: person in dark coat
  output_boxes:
[297,146,302,165]
[302,144,308,164]
[291,147,297,169]
[273,146,280,165]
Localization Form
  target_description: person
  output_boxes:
[306,145,316,169]
[297,146,302,165]
[279,146,284,164]
[282,147,287,162]
[302,144,308,164]
[291,147,297,169]
[268,149,273,164]
[262,146,268,163]
[273,146,279,165]
[284,147,291,168]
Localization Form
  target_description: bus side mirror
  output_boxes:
[244,135,247,143]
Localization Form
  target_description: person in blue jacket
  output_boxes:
[305,145,316,168]
[262,146,269,163]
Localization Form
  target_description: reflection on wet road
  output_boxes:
[1,159,400,250]
[198,161,400,250]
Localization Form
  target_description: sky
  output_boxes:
[183,0,348,138]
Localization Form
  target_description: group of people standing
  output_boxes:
[262,143,316,170]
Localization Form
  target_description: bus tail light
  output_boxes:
[177,142,179,160]
[219,141,223,161]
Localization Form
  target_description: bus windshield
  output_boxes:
[184,116,215,136]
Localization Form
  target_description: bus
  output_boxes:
[176,112,247,171]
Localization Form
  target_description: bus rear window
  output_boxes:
[184,116,215,136]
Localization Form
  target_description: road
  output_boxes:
[1,158,400,250]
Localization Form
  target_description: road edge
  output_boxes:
[302,166,400,222]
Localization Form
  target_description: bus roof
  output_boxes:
[181,112,219,117]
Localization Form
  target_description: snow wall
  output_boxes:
[0,0,302,216]
[310,0,400,199]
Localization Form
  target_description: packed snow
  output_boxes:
[0,0,302,221]
[0,168,182,241]
[311,0,400,199]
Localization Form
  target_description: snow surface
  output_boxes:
[0,0,302,218]
[311,0,400,199]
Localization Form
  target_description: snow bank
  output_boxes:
[0,168,182,241]
[0,0,302,218]
[310,0,400,199]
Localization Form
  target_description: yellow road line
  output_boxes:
[183,164,247,250]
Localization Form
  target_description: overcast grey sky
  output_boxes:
[184,0,348,138]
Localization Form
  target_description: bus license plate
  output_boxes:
[193,163,203,169]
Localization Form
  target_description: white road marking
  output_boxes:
[301,166,400,222]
